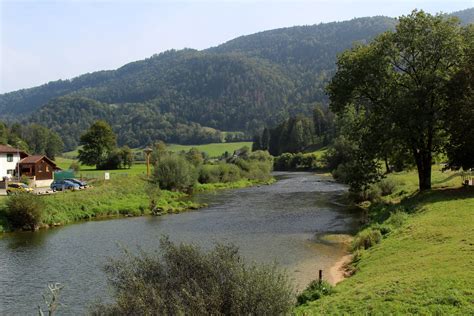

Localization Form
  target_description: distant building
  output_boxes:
[0,145,28,180]
[0,145,61,187]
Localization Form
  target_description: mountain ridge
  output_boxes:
[1,8,472,149]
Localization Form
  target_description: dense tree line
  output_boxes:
[253,104,335,155]
[0,121,64,159]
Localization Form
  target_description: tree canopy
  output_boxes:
[78,120,117,167]
[328,10,473,191]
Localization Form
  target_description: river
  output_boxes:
[0,172,360,314]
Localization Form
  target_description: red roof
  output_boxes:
[0,144,27,154]
[19,155,60,169]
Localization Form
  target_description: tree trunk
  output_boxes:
[414,151,432,191]
[384,156,391,174]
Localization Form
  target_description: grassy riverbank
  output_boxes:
[296,168,474,314]
[0,175,272,233]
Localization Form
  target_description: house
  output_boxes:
[0,144,28,180]
[0,145,61,187]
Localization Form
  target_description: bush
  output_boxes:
[152,154,197,192]
[69,161,81,173]
[218,163,241,182]
[385,210,408,229]
[352,228,383,250]
[350,185,382,203]
[297,280,334,305]
[198,165,221,184]
[376,179,397,196]
[90,237,294,315]
[4,193,44,231]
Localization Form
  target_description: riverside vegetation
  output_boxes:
[0,144,273,233]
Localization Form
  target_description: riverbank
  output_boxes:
[0,176,272,233]
[296,168,474,314]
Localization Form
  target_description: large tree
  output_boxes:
[78,120,117,167]
[328,10,470,191]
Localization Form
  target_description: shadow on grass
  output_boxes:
[432,172,462,185]
[369,186,474,224]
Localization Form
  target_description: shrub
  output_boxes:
[198,165,221,184]
[69,162,81,173]
[350,185,382,203]
[90,237,294,315]
[296,280,334,305]
[20,175,31,185]
[152,155,197,192]
[274,153,294,170]
[4,193,44,231]
[218,163,241,182]
[385,210,408,229]
[352,228,383,250]
[376,179,397,196]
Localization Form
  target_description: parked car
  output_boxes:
[6,183,34,195]
[50,180,80,192]
[65,178,88,189]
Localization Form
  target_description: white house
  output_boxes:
[0,145,28,180]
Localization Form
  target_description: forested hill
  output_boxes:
[1,8,472,149]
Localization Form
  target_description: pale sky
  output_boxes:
[1,0,473,93]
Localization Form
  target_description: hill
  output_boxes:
[1,8,472,149]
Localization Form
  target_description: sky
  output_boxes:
[1,0,473,93]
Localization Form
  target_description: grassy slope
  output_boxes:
[297,168,474,315]
[0,176,201,231]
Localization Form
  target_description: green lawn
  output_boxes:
[296,168,474,314]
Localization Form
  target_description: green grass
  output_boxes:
[296,168,474,315]
[0,176,202,231]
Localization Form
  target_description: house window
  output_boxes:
[7,154,13,162]
[7,169,14,175]
[46,165,50,172]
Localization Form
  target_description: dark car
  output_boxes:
[50,180,80,192]
[65,178,88,189]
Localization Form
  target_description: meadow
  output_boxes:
[296,167,474,314]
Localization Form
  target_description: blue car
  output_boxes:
[50,180,80,192]
[65,178,88,189]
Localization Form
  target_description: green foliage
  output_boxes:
[69,162,81,173]
[351,228,383,251]
[445,28,474,170]
[185,147,205,166]
[90,238,294,315]
[376,178,397,196]
[152,154,197,192]
[273,152,321,171]
[4,193,44,231]
[267,116,317,155]
[328,10,472,191]
[297,281,334,306]
[78,120,117,167]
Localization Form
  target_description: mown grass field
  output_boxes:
[296,168,474,315]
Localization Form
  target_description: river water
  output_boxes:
[0,172,360,315]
